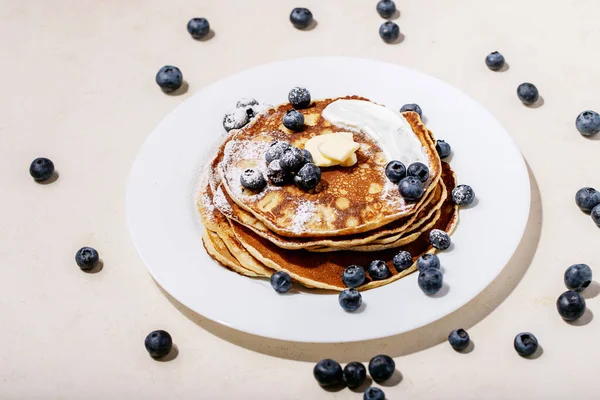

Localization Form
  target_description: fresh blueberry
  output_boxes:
[288,87,311,109]
[376,0,396,18]
[514,332,538,357]
[223,108,250,132]
[392,250,413,272]
[385,160,407,183]
[270,271,292,293]
[400,103,423,118]
[313,359,343,386]
[339,289,362,312]
[155,66,183,93]
[265,141,291,163]
[452,184,475,206]
[342,265,366,288]
[368,355,395,382]
[575,187,600,212]
[364,387,385,400]
[398,176,425,201]
[575,110,600,137]
[517,83,539,105]
[29,157,55,182]
[430,229,451,250]
[279,147,305,173]
[301,149,314,164]
[75,247,100,271]
[435,140,452,159]
[343,362,367,389]
[290,7,313,29]
[592,204,600,226]
[379,21,400,43]
[236,97,259,108]
[368,260,390,280]
[407,162,429,182]
[448,329,470,351]
[294,163,321,191]
[283,109,305,132]
[266,160,290,186]
[187,17,210,39]
[240,168,266,192]
[564,264,593,292]
[144,330,173,358]
[557,290,586,321]
[485,51,505,71]
[417,253,440,271]
[418,268,443,295]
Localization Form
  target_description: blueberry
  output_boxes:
[339,288,362,312]
[368,260,390,280]
[343,362,367,389]
[435,140,452,159]
[514,332,538,357]
[557,290,586,321]
[448,329,470,351]
[144,330,173,358]
[592,204,600,227]
[564,264,593,292]
[368,355,395,382]
[418,268,443,295]
[270,271,292,293]
[392,250,413,272]
[575,187,600,212]
[364,387,385,400]
[283,110,305,132]
[407,162,429,182]
[517,83,539,105]
[400,103,423,118]
[342,265,366,288]
[376,0,396,18]
[290,7,313,29]
[294,163,321,191]
[240,168,266,192]
[187,17,210,39]
[266,159,290,186]
[485,51,505,71]
[301,149,314,164]
[314,359,343,386]
[236,97,259,108]
[429,229,451,250]
[265,141,291,163]
[417,253,440,271]
[29,157,55,182]
[223,108,250,132]
[155,65,183,93]
[279,147,305,173]
[398,176,425,201]
[379,21,400,43]
[385,160,407,183]
[75,247,100,271]
[452,184,475,206]
[288,87,311,109]
[576,110,600,137]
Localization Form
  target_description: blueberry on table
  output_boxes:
[270,271,292,293]
[398,176,424,201]
[294,163,321,191]
[364,387,385,400]
[343,362,367,388]
[155,66,183,93]
[448,328,470,351]
[379,21,399,43]
[144,330,173,358]
[514,332,538,357]
[576,110,600,137]
[290,7,313,29]
[339,288,362,311]
[517,83,539,105]
[485,51,505,71]
[418,268,443,295]
[385,160,407,183]
[283,109,305,132]
[187,17,210,39]
[392,250,413,272]
[435,140,452,159]
[29,157,55,182]
[575,187,600,212]
[342,265,366,288]
[429,229,451,250]
[400,103,422,118]
[368,260,390,280]
[75,247,100,271]
[288,87,311,109]
[265,141,291,164]
[592,204,600,227]
[313,359,343,386]
[417,253,440,271]
[368,355,395,382]
[556,290,586,321]
[240,168,266,192]
[407,162,429,182]
[452,184,475,206]
[376,0,396,18]
[564,264,593,292]
[279,147,305,173]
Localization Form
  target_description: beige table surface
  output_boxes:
[2,0,600,398]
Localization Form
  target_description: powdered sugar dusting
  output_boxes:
[221,138,272,199]
[213,185,233,215]
[290,201,317,233]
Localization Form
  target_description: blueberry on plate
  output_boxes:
[448,328,470,351]
[368,355,395,382]
[398,176,424,201]
[294,163,321,191]
[564,264,593,292]
[236,97,259,108]
[556,290,586,321]
[29,157,55,182]
[385,160,406,183]
[279,147,305,173]
[392,250,412,272]
[435,140,452,159]
[288,87,311,109]
[364,387,385,400]
[514,332,538,357]
[283,109,305,132]
[343,362,367,389]
[592,204,600,226]
[485,51,505,71]
[417,253,440,271]
[290,7,313,29]
[400,103,422,118]
[517,83,539,105]
[575,187,600,212]
[429,229,451,250]
[576,110,600,137]
[407,162,429,182]
[368,260,390,280]
[240,168,266,192]
[265,141,291,163]
[418,268,443,295]
[376,0,396,18]
[155,65,183,93]
[379,21,399,43]
[301,149,314,164]
[452,184,475,206]
[313,359,343,386]
[75,247,100,271]
[223,108,250,132]
[270,271,292,293]
[266,160,290,186]
[339,289,362,312]
[145,330,173,358]
[342,265,366,288]
[187,17,210,39]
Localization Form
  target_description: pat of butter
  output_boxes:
[304,132,359,167]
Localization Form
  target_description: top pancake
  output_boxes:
[219,96,442,237]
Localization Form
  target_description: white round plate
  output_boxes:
[127,57,530,343]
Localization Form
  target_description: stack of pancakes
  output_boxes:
[198,96,459,291]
